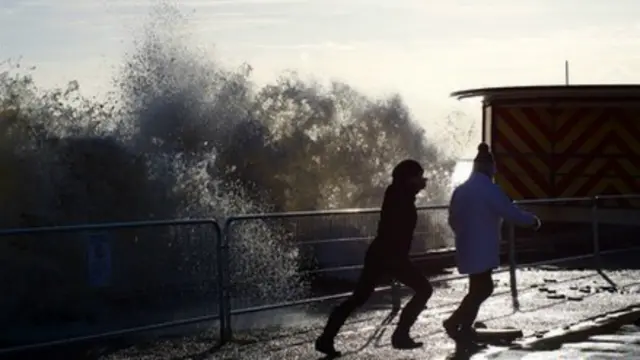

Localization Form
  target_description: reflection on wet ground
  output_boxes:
[6,250,640,359]
[481,323,640,359]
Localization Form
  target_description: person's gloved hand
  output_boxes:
[531,216,542,231]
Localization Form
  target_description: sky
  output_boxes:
[2,0,640,156]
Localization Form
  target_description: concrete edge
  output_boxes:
[478,303,640,355]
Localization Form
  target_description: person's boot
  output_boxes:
[453,327,486,355]
[315,334,342,357]
[392,292,428,350]
[316,303,352,357]
[454,340,487,355]
[443,318,460,340]
[391,329,423,349]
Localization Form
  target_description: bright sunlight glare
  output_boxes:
[450,160,473,188]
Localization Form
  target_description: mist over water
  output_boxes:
[0,1,471,335]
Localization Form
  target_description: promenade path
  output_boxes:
[7,249,640,359]
[105,250,640,359]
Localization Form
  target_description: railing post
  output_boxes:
[215,220,228,344]
[223,220,233,342]
[591,196,601,271]
[391,280,401,312]
[507,222,519,311]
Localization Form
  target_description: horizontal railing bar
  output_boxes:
[409,247,456,258]
[295,233,444,248]
[224,194,640,224]
[0,218,219,236]
[301,236,372,246]
[230,273,477,317]
[417,205,449,211]
[519,246,640,269]
[300,237,451,249]
[0,195,635,238]
[301,242,585,277]
[596,194,640,200]
[0,313,222,354]
[229,270,497,316]
[229,285,395,315]
[296,242,550,278]
[301,250,457,275]
[230,272,474,316]
[226,205,449,222]
[515,197,592,205]
[303,264,365,274]
[515,253,596,268]
[229,246,640,317]
[232,272,602,319]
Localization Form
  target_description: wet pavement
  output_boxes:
[6,250,640,359]
[484,324,640,359]
[93,260,640,360]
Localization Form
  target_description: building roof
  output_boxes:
[451,85,640,101]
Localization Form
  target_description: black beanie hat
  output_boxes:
[474,143,494,164]
[392,159,424,180]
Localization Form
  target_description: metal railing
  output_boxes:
[0,219,223,355]
[220,205,451,340]
[220,194,640,342]
[506,194,640,310]
[2,194,640,352]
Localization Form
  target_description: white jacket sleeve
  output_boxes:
[485,182,536,226]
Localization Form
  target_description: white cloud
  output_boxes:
[191,0,310,6]
[222,20,640,121]
[246,42,358,51]
[5,0,640,131]
[190,15,288,30]
[49,0,309,11]
[373,0,545,16]
[27,56,118,95]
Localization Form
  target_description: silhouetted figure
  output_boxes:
[444,143,541,355]
[315,159,433,357]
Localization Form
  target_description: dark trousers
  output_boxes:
[447,270,494,332]
[320,248,433,339]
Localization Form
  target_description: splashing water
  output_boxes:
[112,0,307,314]
[0,1,303,332]
[0,0,469,337]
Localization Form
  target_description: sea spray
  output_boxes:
[0,0,465,340]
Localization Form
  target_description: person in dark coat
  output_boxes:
[315,159,433,357]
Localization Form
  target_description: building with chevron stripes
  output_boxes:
[452,85,640,253]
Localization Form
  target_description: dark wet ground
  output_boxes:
[482,323,640,359]
[203,266,640,360]
[5,250,640,359]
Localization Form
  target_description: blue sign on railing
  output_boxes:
[86,232,112,288]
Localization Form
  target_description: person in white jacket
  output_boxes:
[444,143,541,352]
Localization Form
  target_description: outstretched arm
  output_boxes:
[486,182,539,227]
